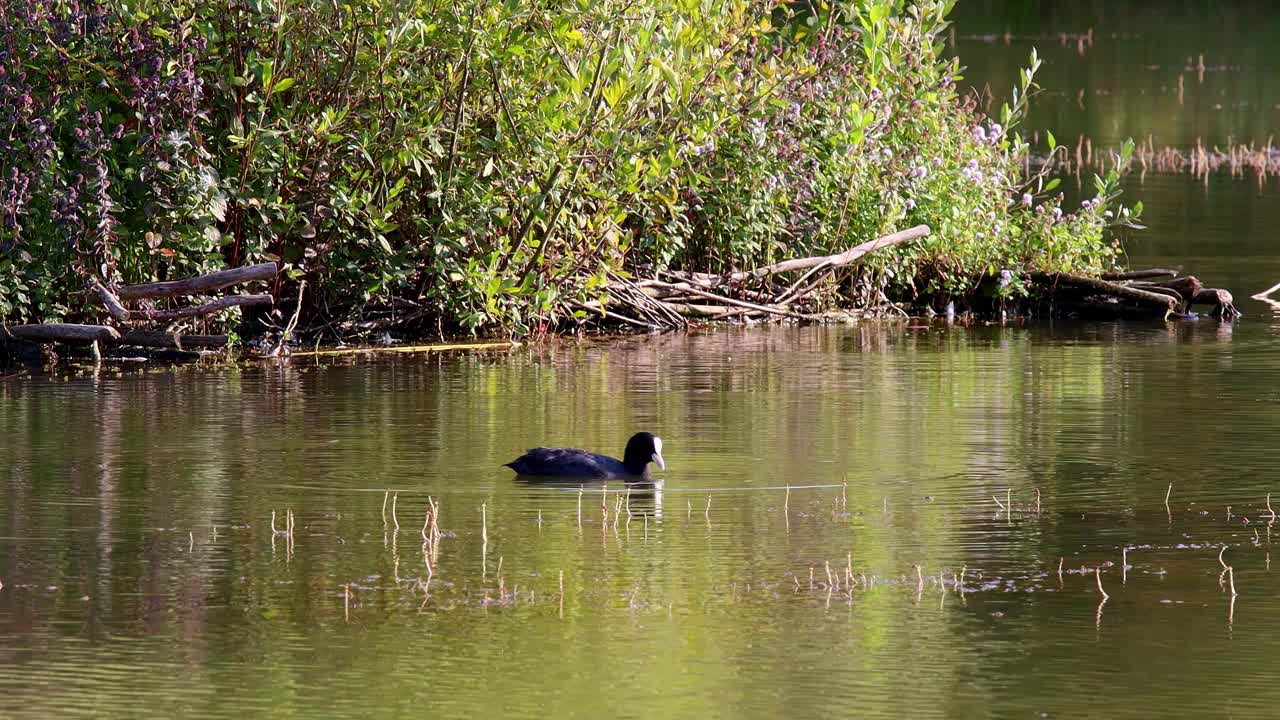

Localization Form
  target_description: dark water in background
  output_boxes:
[5,4,1280,719]
[952,0,1280,307]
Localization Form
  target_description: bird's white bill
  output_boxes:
[652,436,665,470]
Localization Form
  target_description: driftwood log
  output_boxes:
[1029,272,1178,311]
[115,262,277,300]
[12,264,279,360]
[117,331,230,349]
[5,323,121,343]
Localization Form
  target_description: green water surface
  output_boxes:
[5,3,1280,718]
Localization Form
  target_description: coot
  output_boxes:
[505,432,666,480]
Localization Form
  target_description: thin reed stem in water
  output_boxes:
[1268,493,1276,521]
[382,490,389,524]
[1096,566,1109,600]
[577,486,583,529]
[1219,545,1229,570]
[1228,566,1238,596]
[392,492,400,530]
[344,583,351,623]
[559,570,565,619]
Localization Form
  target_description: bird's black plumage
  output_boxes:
[505,432,665,480]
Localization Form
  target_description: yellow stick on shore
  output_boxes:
[285,341,521,358]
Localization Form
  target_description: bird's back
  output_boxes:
[505,447,629,479]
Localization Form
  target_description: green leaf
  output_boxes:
[272,77,296,93]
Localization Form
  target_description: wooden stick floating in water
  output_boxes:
[288,340,522,358]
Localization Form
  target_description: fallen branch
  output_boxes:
[1251,280,1280,300]
[641,280,813,320]
[88,278,130,321]
[1134,276,1202,304]
[129,294,274,321]
[731,224,930,281]
[116,331,229,349]
[1029,271,1178,311]
[6,323,122,343]
[287,341,521,358]
[1101,268,1180,281]
[116,262,278,301]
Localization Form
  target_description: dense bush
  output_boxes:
[0,0,1141,337]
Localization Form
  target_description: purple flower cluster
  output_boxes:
[972,123,1003,146]
[1,1,215,273]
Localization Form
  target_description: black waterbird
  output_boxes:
[505,432,666,481]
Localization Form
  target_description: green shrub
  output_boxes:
[1,0,1141,336]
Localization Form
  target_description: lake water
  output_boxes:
[5,3,1280,719]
